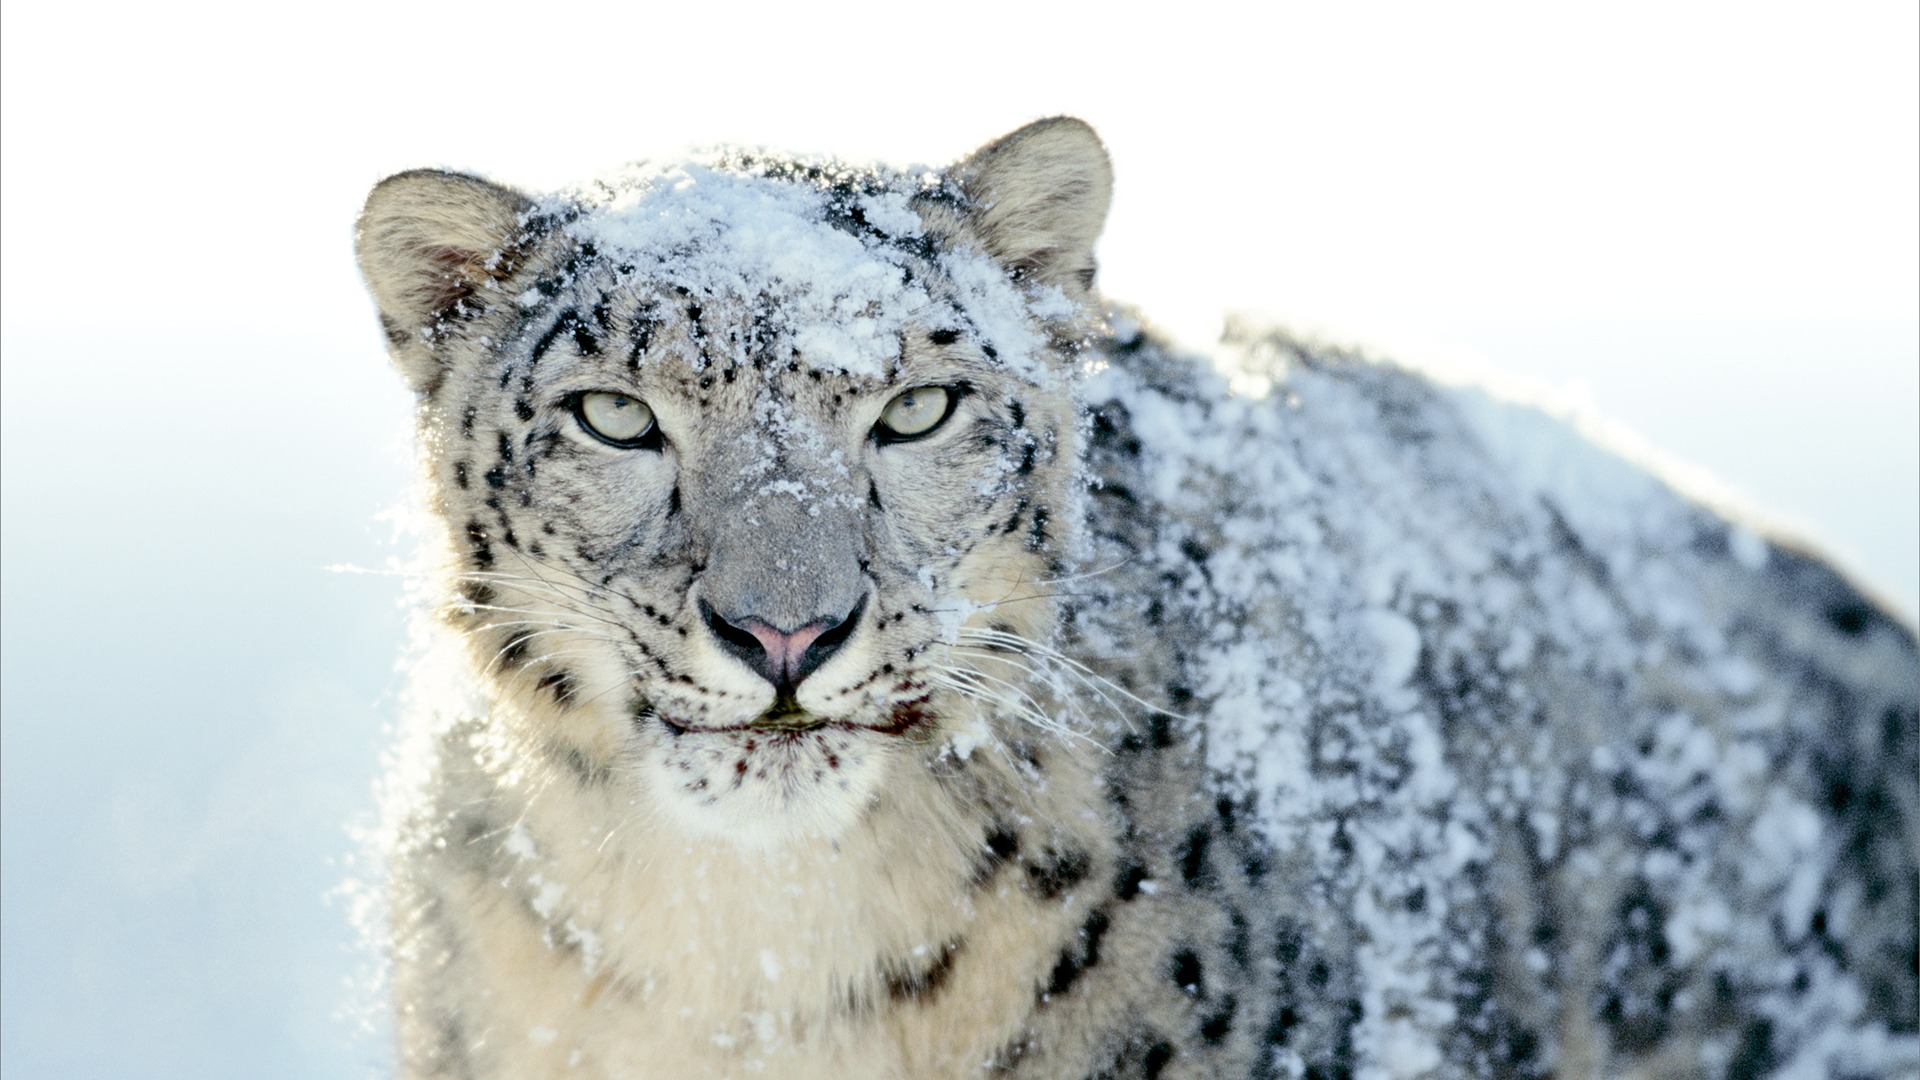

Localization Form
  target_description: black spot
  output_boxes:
[513,397,535,421]
[1242,848,1269,884]
[973,826,1021,885]
[1274,920,1305,966]
[1201,995,1237,1044]
[1826,777,1855,814]
[1148,712,1175,749]
[1225,907,1251,969]
[484,465,507,489]
[1727,1019,1775,1078]
[498,630,532,669]
[928,328,960,345]
[1008,400,1026,429]
[885,939,963,1003]
[1022,505,1051,547]
[464,520,494,569]
[1265,1004,1300,1047]
[1215,795,1240,833]
[627,317,656,365]
[1883,705,1912,755]
[452,461,470,489]
[1171,948,1204,996]
[1180,537,1211,565]
[1827,601,1873,636]
[1026,848,1092,900]
[1502,1027,1540,1071]
[1115,860,1149,900]
[868,482,884,512]
[1143,1041,1174,1078]
[1044,909,1111,998]
[460,405,478,438]
[666,485,681,518]
[536,668,579,707]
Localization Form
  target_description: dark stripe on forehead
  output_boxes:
[570,312,602,357]
[529,307,579,365]
[627,314,656,367]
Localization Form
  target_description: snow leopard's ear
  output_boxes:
[355,169,533,394]
[953,117,1113,295]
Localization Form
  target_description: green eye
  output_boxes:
[876,386,955,442]
[575,392,658,448]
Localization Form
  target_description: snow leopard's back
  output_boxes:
[1066,319,1918,1078]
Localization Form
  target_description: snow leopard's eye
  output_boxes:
[875,386,957,443]
[575,392,659,449]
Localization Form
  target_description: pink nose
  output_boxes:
[740,620,830,685]
[700,598,864,692]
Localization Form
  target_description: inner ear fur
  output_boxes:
[954,117,1114,294]
[355,169,532,392]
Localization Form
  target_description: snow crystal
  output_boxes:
[530,877,566,920]
[945,715,992,761]
[503,824,538,861]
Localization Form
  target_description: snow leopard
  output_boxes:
[354,118,1918,1079]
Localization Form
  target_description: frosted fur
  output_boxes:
[354,119,1917,1079]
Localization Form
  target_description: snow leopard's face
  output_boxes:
[357,124,1113,844]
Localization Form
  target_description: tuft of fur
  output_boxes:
[355,119,1918,1079]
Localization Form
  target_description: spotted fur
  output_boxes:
[356,119,1917,1079]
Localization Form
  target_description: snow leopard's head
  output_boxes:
[357,119,1112,844]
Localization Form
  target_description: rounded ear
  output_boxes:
[953,117,1114,295]
[354,169,532,394]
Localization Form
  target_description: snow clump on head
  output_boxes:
[545,155,1074,383]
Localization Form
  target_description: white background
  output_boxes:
[2,2,1913,1076]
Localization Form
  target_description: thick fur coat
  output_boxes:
[355,119,1918,1079]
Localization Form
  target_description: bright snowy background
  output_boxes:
[2,2,1913,1077]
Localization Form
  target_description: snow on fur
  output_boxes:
[551,158,1065,383]
[1076,318,1917,1078]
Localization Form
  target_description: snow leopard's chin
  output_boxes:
[636,716,909,847]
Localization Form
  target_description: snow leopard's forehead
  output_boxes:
[527,155,1079,385]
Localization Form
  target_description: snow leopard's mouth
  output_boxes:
[651,696,931,739]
